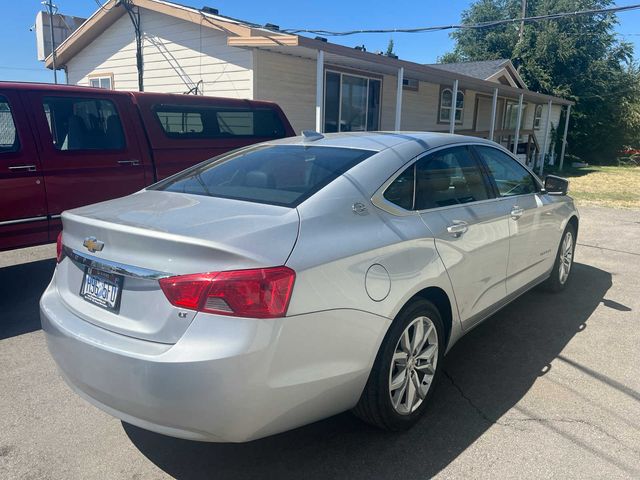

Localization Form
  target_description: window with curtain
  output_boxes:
[534,105,543,129]
[324,71,381,133]
[439,88,464,123]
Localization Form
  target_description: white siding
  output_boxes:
[253,50,316,133]
[67,9,253,98]
[535,104,562,156]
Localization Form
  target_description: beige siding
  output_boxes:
[253,50,316,133]
[67,9,253,98]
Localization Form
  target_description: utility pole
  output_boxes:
[518,0,527,43]
[44,0,58,83]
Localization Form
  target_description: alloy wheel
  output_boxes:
[388,316,439,415]
[559,231,574,284]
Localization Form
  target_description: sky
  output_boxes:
[1,0,640,83]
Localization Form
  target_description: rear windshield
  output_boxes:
[153,104,286,139]
[152,145,375,207]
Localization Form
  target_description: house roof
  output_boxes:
[46,0,571,106]
[428,59,510,80]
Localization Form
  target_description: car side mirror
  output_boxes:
[544,175,569,196]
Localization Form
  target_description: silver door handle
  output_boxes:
[118,159,140,166]
[511,206,524,220]
[8,165,37,172]
[447,221,469,237]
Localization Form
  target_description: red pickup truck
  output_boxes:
[0,82,294,251]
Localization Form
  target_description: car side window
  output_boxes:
[42,96,126,151]
[475,146,538,197]
[0,96,20,153]
[414,146,490,210]
[383,164,415,210]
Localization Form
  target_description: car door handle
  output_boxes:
[118,159,140,166]
[446,221,469,237]
[8,165,37,172]
[511,206,525,220]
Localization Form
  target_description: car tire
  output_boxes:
[542,223,576,293]
[352,298,444,431]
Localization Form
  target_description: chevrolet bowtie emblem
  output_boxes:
[83,237,105,253]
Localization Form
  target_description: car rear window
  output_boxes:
[153,105,287,139]
[152,145,375,207]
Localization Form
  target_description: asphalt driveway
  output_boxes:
[1,205,638,479]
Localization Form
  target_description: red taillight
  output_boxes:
[56,231,64,263]
[159,267,295,319]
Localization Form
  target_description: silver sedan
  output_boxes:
[40,132,578,442]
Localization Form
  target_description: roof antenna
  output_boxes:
[301,130,324,141]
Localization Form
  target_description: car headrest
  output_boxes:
[244,170,275,189]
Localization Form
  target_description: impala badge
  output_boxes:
[83,236,105,253]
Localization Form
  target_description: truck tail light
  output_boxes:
[56,232,64,263]
[159,266,295,319]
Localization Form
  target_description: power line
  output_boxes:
[282,4,640,36]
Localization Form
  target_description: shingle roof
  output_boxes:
[426,59,511,80]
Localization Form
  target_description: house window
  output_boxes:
[324,70,381,133]
[89,75,113,90]
[439,88,464,124]
[504,102,526,130]
[534,104,543,129]
[402,78,419,91]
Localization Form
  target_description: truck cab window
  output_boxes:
[0,97,19,153]
[42,96,125,151]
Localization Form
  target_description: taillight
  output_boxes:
[159,267,295,319]
[56,231,64,263]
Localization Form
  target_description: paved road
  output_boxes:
[1,206,639,479]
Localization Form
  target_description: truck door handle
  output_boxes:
[511,206,525,220]
[8,165,37,172]
[118,159,140,166]
[446,221,469,237]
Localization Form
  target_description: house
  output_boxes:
[43,0,573,172]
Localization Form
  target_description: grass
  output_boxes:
[547,165,640,210]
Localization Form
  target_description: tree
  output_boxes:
[386,39,395,56]
[440,0,640,163]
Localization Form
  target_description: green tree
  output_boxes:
[441,0,640,163]
[386,39,395,56]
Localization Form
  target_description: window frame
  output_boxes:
[323,67,382,132]
[438,87,465,125]
[88,73,114,90]
[372,143,498,216]
[0,95,20,154]
[471,144,542,198]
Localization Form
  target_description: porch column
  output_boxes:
[489,87,498,141]
[449,79,458,134]
[512,93,524,155]
[315,49,324,132]
[394,67,404,131]
[559,104,571,171]
[539,99,553,176]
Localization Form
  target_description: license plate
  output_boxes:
[80,267,123,313]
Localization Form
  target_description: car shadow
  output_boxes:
[123,262,613,480]
[0,258,55,340]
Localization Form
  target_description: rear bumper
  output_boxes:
[40,280,389,442]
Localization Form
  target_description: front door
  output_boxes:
[416,146,510,329]
[473,145,558,294]
[0,90,48,251]
[27,90,147,239]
